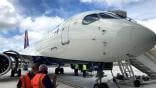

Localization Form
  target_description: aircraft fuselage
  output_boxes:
[24,11,156,62]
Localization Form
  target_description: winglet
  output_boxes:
[24,30,29,49]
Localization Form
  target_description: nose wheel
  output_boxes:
[55,65,64,74]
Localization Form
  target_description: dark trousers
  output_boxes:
[74,69,78,76]
[83,70,87,77]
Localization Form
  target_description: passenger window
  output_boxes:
[99,13,115,19]
[82,14,99,25]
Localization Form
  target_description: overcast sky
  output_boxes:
[0,0,156,52]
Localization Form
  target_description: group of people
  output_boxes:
[73,64,87,77]
[17,63,57,88]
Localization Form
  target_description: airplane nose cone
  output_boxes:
[117,25,156,55]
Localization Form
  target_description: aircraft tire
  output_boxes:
[133,79,141,87]
[60,68,64,74]
[55,68,59,74]
[17,69,21,77]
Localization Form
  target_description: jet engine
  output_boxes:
[0,50,21,76]
[0,53,12,76]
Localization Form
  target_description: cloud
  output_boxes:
[0,0,64,52]
[20,16,63,31]
[0,34,23,52]
[0,0,21,30]
[0,15,64,52]
[126,0,156,20]
[137,18,156,33]
[80,0,140,7]
[19,15,64,44]
[80,0,93,3]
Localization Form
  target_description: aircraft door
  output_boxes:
[61,26,70,45]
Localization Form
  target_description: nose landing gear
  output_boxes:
[55,65,64,74]
[93,63,110,88]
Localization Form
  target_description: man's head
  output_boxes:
[31,63,40,73]
[39,64,48,74]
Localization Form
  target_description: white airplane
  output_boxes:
[0,10,156,87]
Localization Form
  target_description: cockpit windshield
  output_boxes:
[82,12,136,25]
[82,13,118,25]
[82,14,99,25]
[99,13,116,19]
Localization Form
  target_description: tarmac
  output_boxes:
[1,66,156,88]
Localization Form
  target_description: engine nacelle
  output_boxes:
[0,53,12,76]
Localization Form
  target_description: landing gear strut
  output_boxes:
[55,65,64,74]
[10,56,21,77]
[94,63,109,88]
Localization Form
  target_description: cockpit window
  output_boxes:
[82,14,99,25]
[99,13,116,19]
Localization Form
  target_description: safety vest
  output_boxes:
[20,73,32,88]
[31,73,46,88]
[82,64,87,71]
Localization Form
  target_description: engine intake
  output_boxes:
[0,54,12,76]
